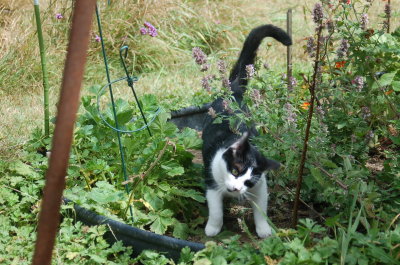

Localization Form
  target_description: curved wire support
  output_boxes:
[97,76,161,134]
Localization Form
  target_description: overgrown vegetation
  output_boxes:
[1,0,399,264]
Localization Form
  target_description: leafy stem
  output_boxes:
[123,139,172,219]
[292,23,323,227]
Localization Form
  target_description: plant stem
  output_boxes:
[123,139,171,219]
[292,24,323,228]
[34,0,50,138]
[387,0,391,33]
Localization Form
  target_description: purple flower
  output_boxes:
[95,35,101,42]
[337,39,349,58]
[326,19,334,33]
[289,76,297,87]
[55,13,63,19]
[352,76,364,91]
[361,14,369,30]
[208,107,217,118]
[144,22,156,30]
[192,47,207,66]
[201,76,212,91]
[251,89,262,105]
[140,28,148,35]
[148,28,158,37]
[361,106,371,120]
[384,3,391,18]
[142,22,158,37]
[217,60,227,74]
[284,103,297,124]
[245,64,255,79]
[201,64,210,72]
[312,3,324,24]
[316,106,325,117]
[306,37,316,58]
[222,99,233,113]
[222,77,231,89]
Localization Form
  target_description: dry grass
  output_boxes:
[0,0,398,159]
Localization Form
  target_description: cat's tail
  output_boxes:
[229,24,292,99]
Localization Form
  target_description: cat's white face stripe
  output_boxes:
[225,168,252,194]
[210,148,255,196]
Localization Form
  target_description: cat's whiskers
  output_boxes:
[244,191,257,200]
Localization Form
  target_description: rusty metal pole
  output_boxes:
[32,1,96,264]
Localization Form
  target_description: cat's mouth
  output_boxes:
[227,188,246,194]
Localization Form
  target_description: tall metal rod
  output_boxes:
[95,5,134,222]
[32,1,96,264]
[287,8,293,91]
[33,0,50,137]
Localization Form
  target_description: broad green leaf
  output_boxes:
[161,162,185,177]
[144,191,164,211]
[170,188,205,202]
[149,211,174,234]
[310,167,328,188]
[372,71,397,89]
[9,161,40,179]
[172,221,189,239]
[194,258,212,265]
[320,159,338,169]
[343,156,352,172]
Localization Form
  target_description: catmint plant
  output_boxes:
[352,76,364,92]
[337,39,349,58]
[245,64,255,79]
[192,47,207,65]
[360,13,369,30]
[307,37,316,58]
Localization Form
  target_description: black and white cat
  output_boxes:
[202,24,292,238]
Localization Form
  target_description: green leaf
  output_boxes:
[149,210,174,234]
[310,167,328,188]
[144,191,164,211]
[170,188,205,202]
[343,156,352,172]
[173,221,189,239]
[194,259,212,265]
[161,162,185,177]
[337,122,347,129]
[372,71,397,89]
[9,161,40,179]
[320,159,338,169]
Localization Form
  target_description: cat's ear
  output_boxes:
[230,132,250,156]
[265,158,280,170]
[258,154,280,171]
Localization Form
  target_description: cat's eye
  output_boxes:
[232,169,239,176]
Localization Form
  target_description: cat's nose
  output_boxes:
[227,187,241,192]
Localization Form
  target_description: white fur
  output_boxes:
[205,148,272,238]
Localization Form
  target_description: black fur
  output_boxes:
[202,24,291,189]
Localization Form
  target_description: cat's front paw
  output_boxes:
[205,222,222,237]
[255,222,272,238]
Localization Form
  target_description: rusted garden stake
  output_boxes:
[287,8,293,91]
[32,1,96,264]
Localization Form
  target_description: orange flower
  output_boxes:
[335,61,346,69]
[301,102,311,110]
[385,89,394,95]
